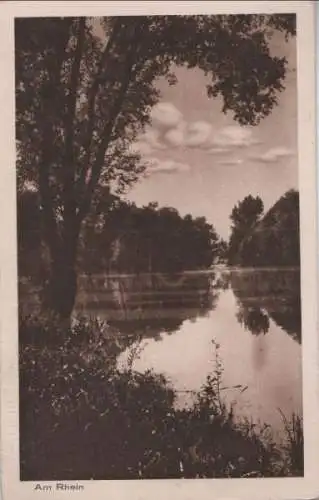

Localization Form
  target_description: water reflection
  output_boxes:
[75,269,302,349]
[76,272,220,342]
[231,269,301,343]
[107,269,302,438]
[20,268,302,439]
[236,306,270,336]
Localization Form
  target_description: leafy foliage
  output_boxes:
[18,190,223,277]
[228,190,300,267]
[228,195,264,264]
[81,199,222,273]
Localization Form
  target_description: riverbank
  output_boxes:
[19,315,303,480]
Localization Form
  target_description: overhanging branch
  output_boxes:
[77,20,147,222]
[77,18,122,194]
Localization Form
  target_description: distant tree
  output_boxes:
[229,189,300,267]
[80,202,222,273]
[230,195,264,230]
[216,238,228,263]
[228,195,264,264]
[16,15,296,319]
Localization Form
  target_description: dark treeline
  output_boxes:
[18,190,225,279]
[18,188,301,282]
[227,190,300,267]
[82,199,225,273]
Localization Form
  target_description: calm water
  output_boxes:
[75,268,302,441]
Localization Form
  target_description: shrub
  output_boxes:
[19,316,303,480]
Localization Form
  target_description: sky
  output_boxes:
[124,29,297,241]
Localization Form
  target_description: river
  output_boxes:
[74,267,302,442]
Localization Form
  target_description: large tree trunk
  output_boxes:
[44,235,78,320]
[47,257,77,319]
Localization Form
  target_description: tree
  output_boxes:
[228,195,264,264]
[215,238,228,264]
[16,14,296,319]
[80,202,221,274]
[228,189,300,267]
[17,188,42,279]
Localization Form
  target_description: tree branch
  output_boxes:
[77,18,122,192]
[63,17,86,223]
[77,20,146,222]
[39,154,60,258]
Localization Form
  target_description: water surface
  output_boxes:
[76,268,302,440]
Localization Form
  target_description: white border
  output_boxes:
[0,2,318,500]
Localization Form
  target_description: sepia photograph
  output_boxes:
[0,2,318,499]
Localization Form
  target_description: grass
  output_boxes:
[19,315,304,480]
[278,409,304,476]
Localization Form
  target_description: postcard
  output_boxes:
[0,1,318,499]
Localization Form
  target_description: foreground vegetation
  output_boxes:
[20,316,303,480]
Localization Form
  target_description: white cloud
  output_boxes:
[131,128,166,157]
[165,120,214,149]
[151,102,183,129]
[212,126,258,148]
[140,102,260,156]
[185,121,213,147]
[208,147,230,154]
[164,122,187,147]
[146,158,191,175]
[161,109,259,151]
[143,129,166,150]
[252,147,294,163]
[218,158,244,166]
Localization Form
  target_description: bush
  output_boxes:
[19,316,303,480]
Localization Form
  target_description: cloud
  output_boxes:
[164,124,186,147]
[136,102,260,157]
[218,158,244,166]
[208,147,230,154]
[150,102,183,129]
[252,147,294,163]
[160,107,259,151]
[146,158,191,175]
[131,128,166,157]
[143,129,166,150]
[165,120,215,149]
[212,126,258,148]
[186,121,214,147]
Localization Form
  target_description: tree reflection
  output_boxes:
[231,269,301,343]
[211,272,231,291]
[236,305,270,335]
[267,295,301,344]
[77,272,220,344]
